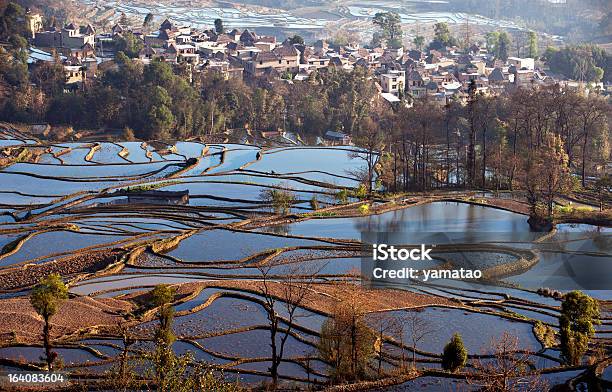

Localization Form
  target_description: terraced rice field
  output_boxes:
[0,130,609,389]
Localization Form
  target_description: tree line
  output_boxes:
[1,44,380,141]
[363,84,609,216]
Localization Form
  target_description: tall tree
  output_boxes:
[527,31,538,58]
[369,313,398,375]
[474,95,498,188]
[497,31,511,61]
[486,31,511,61]
[143,13,154,28]
[30,53,66,96]
[287,34,304,45]
[30,274,68,370]
[412,35,424,51]
[466,80,478,188]
[144,85,174,139]
[0,2,26,40]
[485,31,500,56]
[403,309,434,370]
[214,18,224,34]
[114,31,144,58]
[372,12,403,48]
[350,116,384,192]
[318,284,375,382]
[560,291,600,366]
[576,94,608,187]
[150,284,176,389]
[403,99,443,190]
[429,22,457,50]
[522,133,573,220]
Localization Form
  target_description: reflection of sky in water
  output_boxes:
[3,161,174,178]
[387,376,476,392]
[287,201,530,241]
[83,0,527,31]
[0,231,123,267]
[71,273,206,295]
[81,0,328,29]
[506,224,611,291]
[168,229,328,262]
[371,307,538,354]
[0,346,100,364]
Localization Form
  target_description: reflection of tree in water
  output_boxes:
[353,208,404,234]
[463,202,479,244]
[588,229,611,253]
[261,222,291,236]
[539,227,611,291]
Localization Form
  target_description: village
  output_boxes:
[19,7,607,144]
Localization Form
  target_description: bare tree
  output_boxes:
[403,98,443,190]
[469,331,548,392]
[369,311,399,376]
[318,282,376,383]
[576,94,608,187]
[521,133,573,220]
[257,260,322,389]
[119,324,136,385]
[474,95,498,188]
[349,116,384,192]
[467,80,478,188]
[402,309,434,371]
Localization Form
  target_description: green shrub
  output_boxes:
[358,204,370,215]
[354,184,368,200]
[534,321,556,348]
[123,181,179,193]
[336,189,349,204]
[559,291,600,365]
[260,185,296,215]
[554,205,595,215]
[442,333,467,372]
[310,195,319,210]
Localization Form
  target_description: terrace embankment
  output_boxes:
[0,295,133,344]
[451,196,531,215]
[0,249,125,291]
[168,280,457,316]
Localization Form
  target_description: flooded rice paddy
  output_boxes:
[0,135,609,389]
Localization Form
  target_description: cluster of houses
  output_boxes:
[24,13,596,104]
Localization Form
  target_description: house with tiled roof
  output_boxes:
[240,29,257,45]
[138,45,157,62]
[241,43,300,76]
[34,22,95,49]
